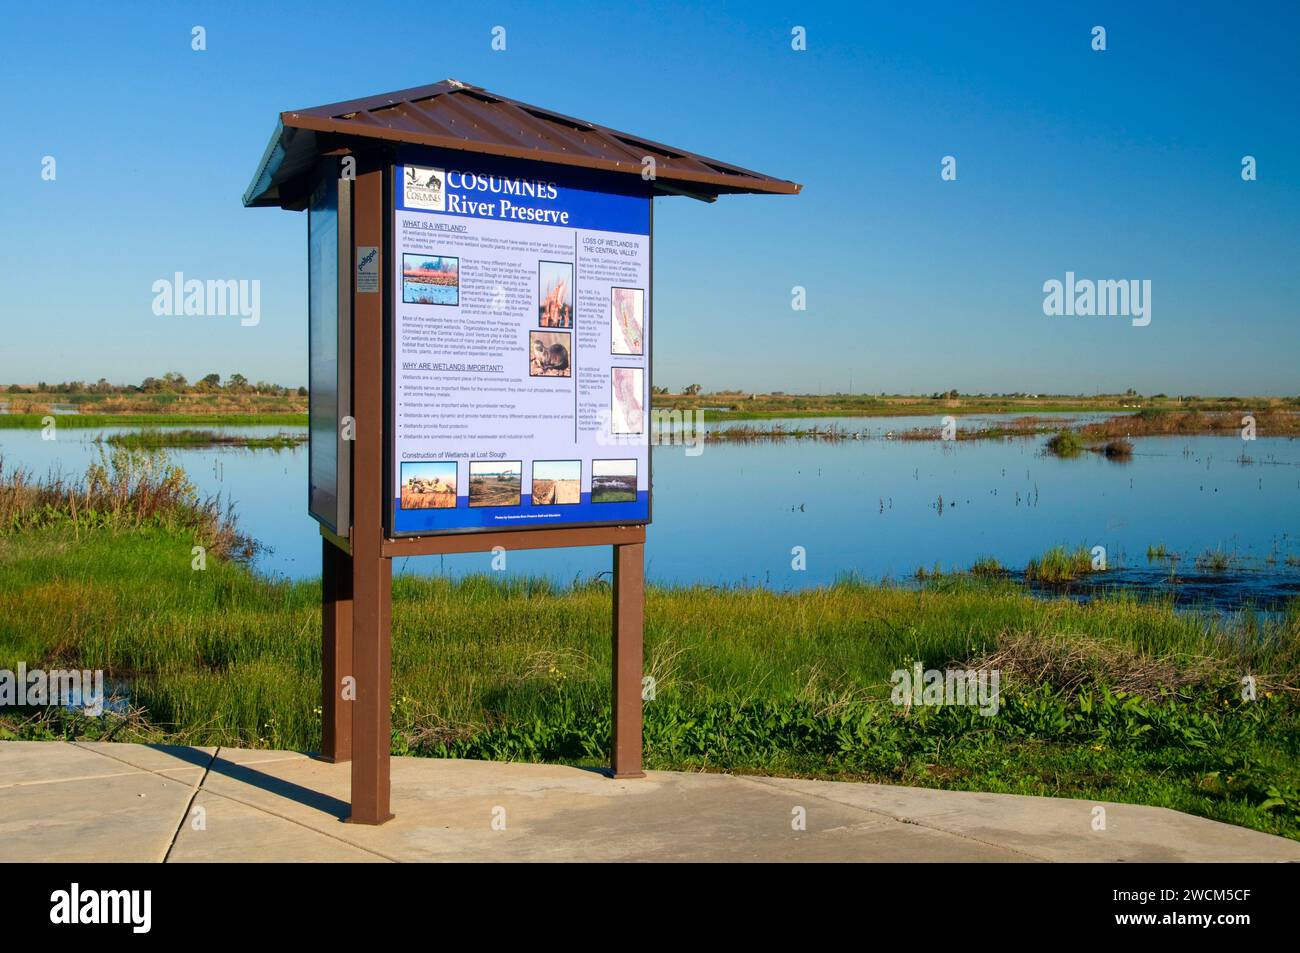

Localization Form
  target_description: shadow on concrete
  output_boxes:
[147,744,350,820]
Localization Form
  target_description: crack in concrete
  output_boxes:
[178,781,401,863]
[69,742,398,862]
[162,746,219,862]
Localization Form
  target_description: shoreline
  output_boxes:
[5,409,1298,443]
[2,521,1297,842]
[0,458,1297,842]
[0,412,309,429]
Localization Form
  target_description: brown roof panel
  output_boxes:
[244,79,800,208]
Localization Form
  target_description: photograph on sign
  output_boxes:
[399,461,457,510]
[401,253,458,305]
[468,460,522,507]
[531,460,581,505]
[529,331,571,378]
[591,459,638,504]
[390,157,651,536]
[538,260,574,327]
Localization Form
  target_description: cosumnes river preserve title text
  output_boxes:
[444,172,569,224]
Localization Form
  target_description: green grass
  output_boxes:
[0,413,308,429]
[1196,548,1235,574]
[2,460,1299,840]
[916,557,1007,579]
[2,522,1300,838]
[1044,429,1085,457]
[102,429,306,451]
[969,556,1009,577]
[1024,546,1097,583]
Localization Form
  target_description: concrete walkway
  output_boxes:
[2,741,1297,862]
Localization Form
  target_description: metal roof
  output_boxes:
[243,79,801,209]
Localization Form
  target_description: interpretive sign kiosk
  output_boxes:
[244,80,799,823]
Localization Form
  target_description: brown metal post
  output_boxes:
[347,165,394,824]
[611,541,646,778]
[349,552,392,823]
[320,537,353,763]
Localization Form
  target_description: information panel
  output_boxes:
[390,158,650,536]
[307,160,349,533]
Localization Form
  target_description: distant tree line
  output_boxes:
[6,373,307,397]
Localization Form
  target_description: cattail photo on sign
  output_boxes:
[537,260,573,327]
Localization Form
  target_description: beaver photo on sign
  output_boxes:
[539,341,569,372]
[529,330,571,378]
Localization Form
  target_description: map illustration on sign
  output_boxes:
[610,287,644,355]
[611,367,644,434]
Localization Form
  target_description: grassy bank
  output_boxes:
[705,423,866,442]
[1,461,1299,839]
[0,389,306,419]
[101,429,306,450]
[1080,408,1300,439]
[4,395,1295,442]
[0,413,308,429]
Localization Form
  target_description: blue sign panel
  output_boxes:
[389,156,651,536]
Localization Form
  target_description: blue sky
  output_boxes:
[1,1,1296,395]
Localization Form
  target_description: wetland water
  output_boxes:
[3,415,1298,609]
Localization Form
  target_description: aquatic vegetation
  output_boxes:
[0,449,250,559]
[4,502,1300,839]
[1081,409,1300,439]
[101,429,305,451]
[1195,549,1234,574]
[969,557,1009,577]
[1045,429,1084,457]
[1025,546,1097,583]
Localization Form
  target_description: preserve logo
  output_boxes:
[404,166,445,211]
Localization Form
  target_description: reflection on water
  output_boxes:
[2,418,1298,610]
